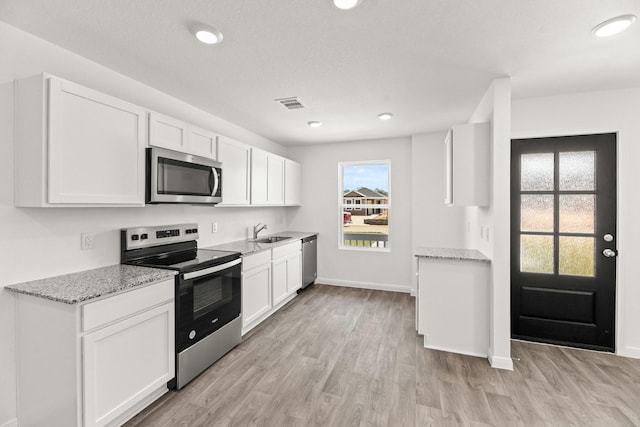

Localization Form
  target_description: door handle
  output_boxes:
[602,248,617,258]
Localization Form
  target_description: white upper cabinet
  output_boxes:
[445,122,490,207]
[15,74,146,207]
[284,159,301,206]
[148,112,188,152]
[217,135,251,205]
[251,148,284,205]
[188,126,217,159]
[149,112,217,159]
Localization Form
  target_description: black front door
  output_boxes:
[511,133,617,351]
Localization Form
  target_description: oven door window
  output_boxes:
[157,157,214,196]
[177,264,241,351]
[193,276,232,319]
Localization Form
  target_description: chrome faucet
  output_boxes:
[253,223,268,239]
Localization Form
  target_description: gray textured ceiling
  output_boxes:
[1,0,639,145]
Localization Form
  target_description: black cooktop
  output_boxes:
[141,249,239,272]
[124,243,240,274]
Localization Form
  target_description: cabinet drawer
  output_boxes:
[242,250,272,272]
[272,240,302,260]
[82,279,174,332]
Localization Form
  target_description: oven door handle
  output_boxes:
[182,258,241,280]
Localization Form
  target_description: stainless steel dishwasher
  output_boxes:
[301,235,317,289]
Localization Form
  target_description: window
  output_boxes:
[339,161,390,250]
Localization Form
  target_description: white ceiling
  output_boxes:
[1,1,639,146]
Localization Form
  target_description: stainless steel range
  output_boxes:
[121,223,242,389]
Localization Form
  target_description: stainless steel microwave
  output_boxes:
[146,147,222,204]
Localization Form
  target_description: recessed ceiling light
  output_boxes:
[378,112,393,121]
[307,121,323,128]
[333,0,362,10]
[592,14,636,37]
[192,25,223,44]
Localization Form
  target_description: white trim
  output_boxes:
[488,349,514,370]
[317,277,411,294]
[619,346,640,359]
[0,418,18,427]
[410,288,416,297]
[422,342,487,359]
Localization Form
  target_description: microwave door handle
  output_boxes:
[211,167,220,197]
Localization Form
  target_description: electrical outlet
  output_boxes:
[81,232,95,250]
[211,222,218,233]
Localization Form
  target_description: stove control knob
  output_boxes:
[189,330,196,340]
[140,233,148,240]
[131,234,139,241]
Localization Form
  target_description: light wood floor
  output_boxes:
[126,284,640,427]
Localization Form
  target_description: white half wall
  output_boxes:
[287,138,413,292]
[512,87,640,358]
[0,22,289,426]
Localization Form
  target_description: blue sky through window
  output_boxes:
[343,164,389,193]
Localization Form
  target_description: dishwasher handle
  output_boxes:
[302,235,317,244]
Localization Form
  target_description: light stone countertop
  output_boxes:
[5,265,177,304]
[204,231,318,256]
[414,247,491,263]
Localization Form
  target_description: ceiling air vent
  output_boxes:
[275,97,305,110]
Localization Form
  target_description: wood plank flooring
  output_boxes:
[125,284,640,427]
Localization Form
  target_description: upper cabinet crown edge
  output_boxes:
[14,73,301,208]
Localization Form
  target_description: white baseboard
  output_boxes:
[621,346,640,359]
[488,349,514,370]
[0,418,18,427]
[316,278,411,294]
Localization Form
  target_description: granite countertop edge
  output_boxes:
[204,231,319,256]
[414,247,491,263]
[5,265,177,305]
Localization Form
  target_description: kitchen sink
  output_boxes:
[251,236,293,244]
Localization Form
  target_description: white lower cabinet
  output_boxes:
[417,257,489,358]
[272,241,302,306]
[241,240,302,334]
[15,279,174,427]
[241,252,272,331]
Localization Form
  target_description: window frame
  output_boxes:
[338,160,391,252]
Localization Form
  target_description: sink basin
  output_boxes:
[251,236,292,244]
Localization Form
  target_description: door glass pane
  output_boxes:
[559,236,595,277]
[559,151,595,191]
[520,235,554,274]
[521,195,554,232]
[559,195,595,233]
[521,153,554,191]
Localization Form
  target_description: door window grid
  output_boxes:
[519,151,596,277]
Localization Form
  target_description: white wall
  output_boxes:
[0,22,289,426]
[287,137,413,293]
[410,131,466,290]
[512,87,640,359]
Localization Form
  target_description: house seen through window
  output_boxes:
[339,161,390,250]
